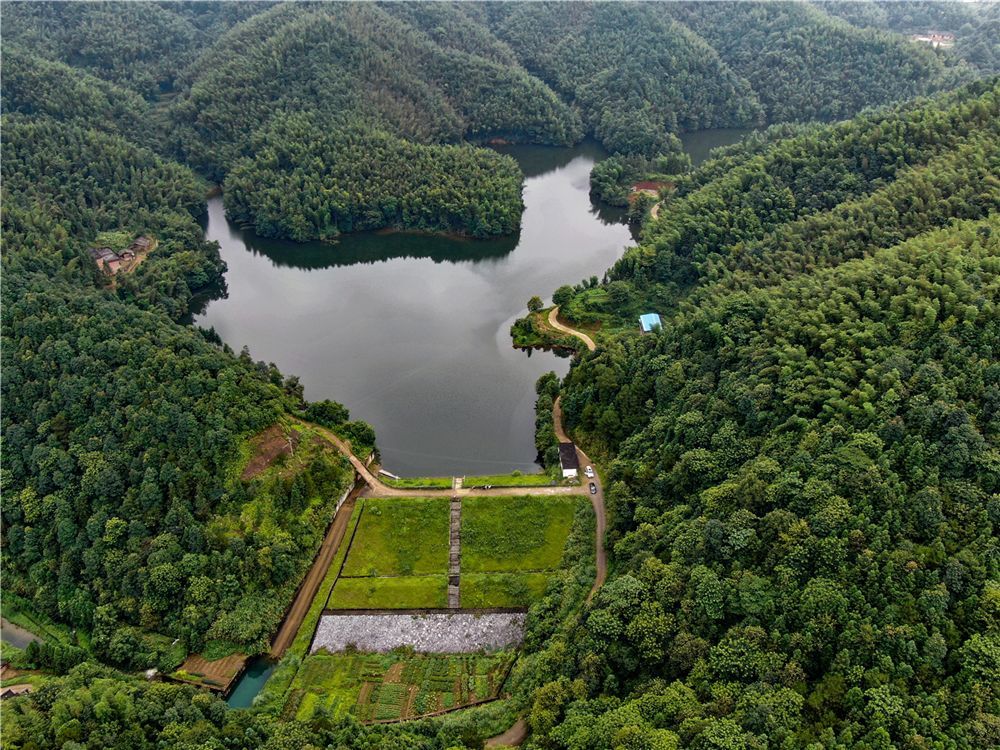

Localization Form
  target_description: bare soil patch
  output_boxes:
[403,684,419,718]
[242,424,301,480]
[176,652,247,693]
[357,681,373,707]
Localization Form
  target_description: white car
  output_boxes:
[584,466,595,478]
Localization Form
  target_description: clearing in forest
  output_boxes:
[460,496,580,608]
[340,497,450,577]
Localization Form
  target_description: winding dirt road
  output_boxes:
[548,307,596,352]
[305,420,588,499]
[486,718,528,748]
[484,398,610,748]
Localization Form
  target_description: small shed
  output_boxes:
[559,442,579,479]
[639,313,662,333]
[0,684,33,701]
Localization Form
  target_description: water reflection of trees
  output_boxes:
[235,225,520,270]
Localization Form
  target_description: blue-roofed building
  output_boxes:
[639,313,662,333]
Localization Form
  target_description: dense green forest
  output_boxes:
[663,1,973,123]
[0,47,148,140]
[519,79,1000,750]
[484,2,764,157]
[540,217,999,750]
[168,1,582,180]
[223,114,525,240]
[13,0,972,242]
[1,104,363,662]
[1,1,268,98]
[2,2,999,748]
[819,1,1000,73]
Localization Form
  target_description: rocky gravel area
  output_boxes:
[311,612,526,653]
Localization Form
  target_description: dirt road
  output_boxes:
[486,718,528,748]
[306,421,589,499]
[548,307,596,352]
[553,397,607,602]
[270,484,362,658]
[479,401,607,749]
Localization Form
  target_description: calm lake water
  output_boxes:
[680,128,753,166]
[194,133,748,477]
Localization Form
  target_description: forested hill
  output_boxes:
[0,104,362,669]
[0,1,268,98]
[662,1,972,122]
[2,3,999,748]
[819,1,1000,74]
[167,0,973,167]
[483,1,764,157]
[3,0,985,243]
[523,79,999,749]
[168,1,582,179]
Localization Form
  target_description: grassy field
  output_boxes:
[463,471,560,488]
[341,498,450,577]
[462,496,579,573]
[461,573,552,608]
[327,576,448,609]
[287,651,515,722]
[255,494,581,716]
[381,475,452,489]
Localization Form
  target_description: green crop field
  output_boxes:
[287,651,515,722]
[341,498,449,577]
[327,575,448,609]
[319,496,578,611]
[462,496,579,573]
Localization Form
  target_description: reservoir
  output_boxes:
[194,133,748,477]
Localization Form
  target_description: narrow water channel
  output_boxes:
[226,657,275,709]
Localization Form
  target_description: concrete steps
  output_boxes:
[448,497,461,608]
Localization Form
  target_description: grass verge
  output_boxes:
[463,471,559,488]
[381,475,452,489]
[328,576,449,609]
[461,573,552,608]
